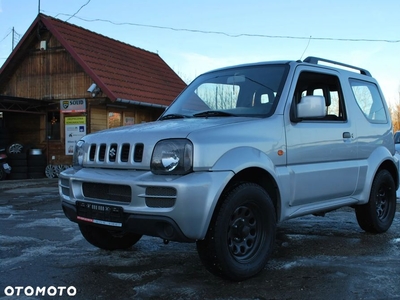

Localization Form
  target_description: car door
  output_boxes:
[285,69,359,206]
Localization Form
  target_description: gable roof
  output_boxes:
[0,14,187,107]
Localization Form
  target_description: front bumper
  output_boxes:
[61,200,192,242]
[59,167,233,241]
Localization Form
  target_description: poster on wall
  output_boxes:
[60,99,86,113]
[65,116,86,155]
[124,117,135,126]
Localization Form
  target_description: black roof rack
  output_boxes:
[303,56,371,77]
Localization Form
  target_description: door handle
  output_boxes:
[343,132,352,139]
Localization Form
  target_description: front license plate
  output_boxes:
[76,201,123,227]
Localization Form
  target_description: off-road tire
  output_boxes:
[28,154,46,179]
[196,182,276,281]
[79,223,142,250]
[0,167,5,180]
[8,152,28,179]
[355,169,396,233]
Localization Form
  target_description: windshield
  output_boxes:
[161,64,288,119]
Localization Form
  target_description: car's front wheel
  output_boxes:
[196,182,276,281]
[79,224,142,250]
[355,169,396,233]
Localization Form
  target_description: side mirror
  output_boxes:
[297,95,326,118]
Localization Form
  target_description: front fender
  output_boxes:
[210,146,280,185]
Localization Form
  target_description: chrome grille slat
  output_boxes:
[86,142,143,164]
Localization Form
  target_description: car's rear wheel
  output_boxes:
[196,182,276,281]
[79,223,142,250]
[355,169,396,233]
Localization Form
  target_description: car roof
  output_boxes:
[202,56,372,78]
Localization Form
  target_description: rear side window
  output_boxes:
[350,79,387,123]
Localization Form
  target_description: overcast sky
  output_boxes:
[1,0,399,106]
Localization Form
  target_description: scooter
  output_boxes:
[0,147,11,180]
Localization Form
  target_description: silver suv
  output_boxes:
[59,56,398,281]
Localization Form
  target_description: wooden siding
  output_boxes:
[136,107,162,124]
[90,105,164,133]
[46,141,72,165]
[0,27,169,167]
[90,106,107,133]
[6,112,44,146]
[2,33,93,100]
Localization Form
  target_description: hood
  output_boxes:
[79,115,283,170]
[83,117,253,144]
[80,117,255,170]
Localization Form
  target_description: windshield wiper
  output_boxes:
[159,114,190,120]
[193,111,236,118]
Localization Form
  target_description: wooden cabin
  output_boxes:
[0,14,186,178]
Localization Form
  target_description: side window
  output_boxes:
[293,71,346,121]
[350,79,387,123]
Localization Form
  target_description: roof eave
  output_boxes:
[116,98,168,109]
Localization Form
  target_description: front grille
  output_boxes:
[59,178,69,186]
[82,182,131,203]
[146,187,176,197]
[61,187,69,197]
[89,144,96,161]
[59,178,70,197]
[146,198,176,208]
[145,186,176,208]
[87,142,144,164]
[99,144,106,161]
[134,143,144,162]
[121,144,130,162]
[109,144,117,162]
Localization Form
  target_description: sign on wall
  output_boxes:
[60,99,86,113]
[65,116,86,155]
[124,117,135,125]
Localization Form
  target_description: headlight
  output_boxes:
[73,140,85,169]
[151,139,193,175]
